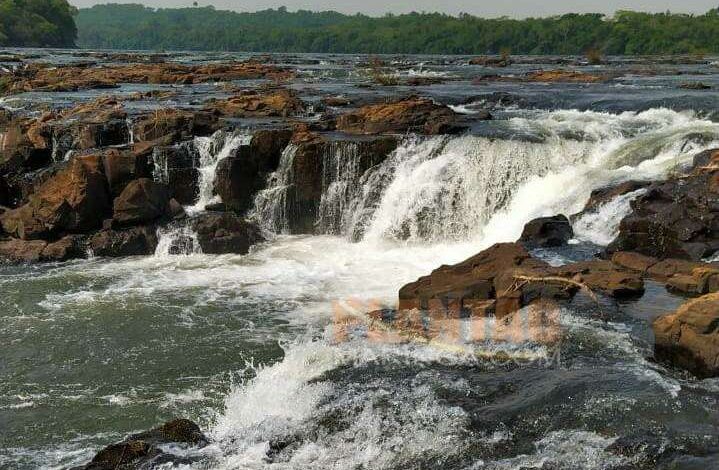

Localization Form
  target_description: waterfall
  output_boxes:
[187,130,251,214]
[249,108,719,246]
[250,144,298,233]
[154,225,202,257]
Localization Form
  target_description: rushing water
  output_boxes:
[2,51,719,469]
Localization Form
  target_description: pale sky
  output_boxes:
[69,0,719,17]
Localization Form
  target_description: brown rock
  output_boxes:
[101,148,153,196]
[113,178,171,226]
[206,88,305,117]
[0,155,110,239]
[0,238,47,262]
[41,235,86,261]
[335,97,463,135]
[653,293,719,378]
[525,70,605,83]
[132,109,218,143]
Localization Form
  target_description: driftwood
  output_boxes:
[504,273,605,319]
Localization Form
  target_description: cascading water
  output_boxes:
[251,108,719,247]
[154,225,202,257]
[187,130,251,214]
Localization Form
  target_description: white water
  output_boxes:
[573,188,648,246]
[187,130,251,214]
[154,225,202,257]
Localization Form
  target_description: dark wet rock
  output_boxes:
[653,293,719,378]
[0,155,111,240]
[335,96,465,135]
[190,212,263,255]
[41,235,87,261]
[519,215,573,248]
[322,96,352,107]
[214,128,293,213]
[205,88,305,117]
[88,226,158,257]
[132,109,219,144]
[112,178,172,226]
[398,242,644,321]
[608,153,719,261]
[73,419,207,470]
[151,143,201,206]
[579,180,651,215]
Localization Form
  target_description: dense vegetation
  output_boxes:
[0,0,77,47]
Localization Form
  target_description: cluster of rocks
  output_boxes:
[0,60,295,93]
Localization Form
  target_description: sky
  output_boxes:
[68,0,719,17]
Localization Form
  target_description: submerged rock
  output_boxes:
[653,293,719,378]
[73,418,207,470]
[519,214,574,248]
[191,212,263,254]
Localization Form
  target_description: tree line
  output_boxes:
[0,0,77,47]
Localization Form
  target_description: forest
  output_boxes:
[0,0,77,47]
[74,4,719,55]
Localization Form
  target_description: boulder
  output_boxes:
[0,155,111,239]
[112,178,171,226]
[101,148,153,197]
[212,129,288,213]
[205,88,305,117]
[519,214,574,247]
[335,97,464,135]
[151,143,201,205]
[398,242,645,321]
[132,109,219,143]
[190,212,263,255]
[608,152,719,260]
[41,235,87,261]
[88,226,158,257]
[0,238,47,263]
[73,419,207,470]
[653,293,719,378]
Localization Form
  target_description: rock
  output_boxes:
[88,226,158,257]
[5,60,295,93]
[679,82,711,90]
[398,242,645,321]
[469,56,511,67]
[335,97,464,135]
[151,143,201,205]
[206,88,305,117]
[101,148,153,197]
[524,70,605,83]
[212,129,291,213]
[607,158,719,260]
[74,419,207,470]
[0,155,111,239]
[519,214,574,247]
[190,212,263,255]
[323,96,352,107]
[41,235,87,261]
[653,293,719,378]
[113,178,171,226]
[132,109,219,143]
[0,238,47,262]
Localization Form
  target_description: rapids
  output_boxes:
[2,51,719,470]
